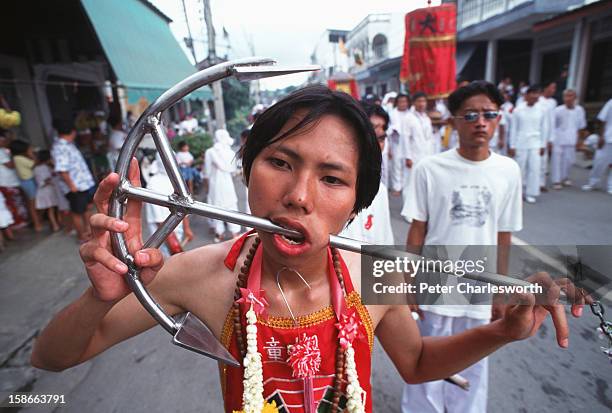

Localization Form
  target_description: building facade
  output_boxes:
[345,13,406,98]
[456,0,611,111]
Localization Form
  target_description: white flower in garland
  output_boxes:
[336,309,367,413]
[344,344,366,413]
[242,306,265,413]
[235,288,279,413]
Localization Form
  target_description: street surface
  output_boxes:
[0,163,611,412]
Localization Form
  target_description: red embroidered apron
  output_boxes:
[221,233,374,412]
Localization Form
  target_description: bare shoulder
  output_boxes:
[156,239,242,337]
[337,249,390,328]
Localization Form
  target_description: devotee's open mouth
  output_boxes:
[270,218,310,254]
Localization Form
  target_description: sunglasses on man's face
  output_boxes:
[455,111,500,122]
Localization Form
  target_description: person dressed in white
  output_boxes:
[508,86,548,203]
[401,81,522,413]
[399,92,436,215]
[107,116,127,172]
[583,98,612,194]
[341,104,394,245]
[178,114,198,135]
[382,91,397,114]
[144,153,192,256]
[551,89,586,189]
[537,82,558,190]
[207,129,240,241]
[388,94,412,194]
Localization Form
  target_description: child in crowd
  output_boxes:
[176,141,196,193]
[33,150,60,232]
[9,139,42,231]
[0,190,14,251]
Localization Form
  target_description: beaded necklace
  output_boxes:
[232,237,365,413]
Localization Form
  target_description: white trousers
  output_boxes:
[588,142,612,191]
[402,311,489,413]
[515,148,541,197]
[401,165,413,211]
[540,148,549,187]
[551,145,575,184]
[390,139,404,192]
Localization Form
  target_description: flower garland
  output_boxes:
[236,288,277,413]
[336,309,367,413]
[233,245,367,413]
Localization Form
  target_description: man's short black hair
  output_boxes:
[242,84,381,214]
[54,118,75,136]
[394,93,410,107]
[177,140,188,149]
[448,80,504,115]
[526,84,542,94]
[412,92,427,101]
[363,103,390,131]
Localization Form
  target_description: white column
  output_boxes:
[567,18,583,90]
[485,39,498,83]
[567,17,592,101]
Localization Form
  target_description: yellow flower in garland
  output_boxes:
[232,400,278,413]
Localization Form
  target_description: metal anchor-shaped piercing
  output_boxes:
[110,58,319,366]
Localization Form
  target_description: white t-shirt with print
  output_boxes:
[401,149,523,319]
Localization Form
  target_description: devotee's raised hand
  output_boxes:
[79,158,164,302]
[498,272,588,348]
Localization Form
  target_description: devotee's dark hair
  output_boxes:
[412,92,427,101]
[177,141,188,149]
[394,93,410,108]
[363,103,390,131]
[527,84,542,94]
[448,80,504,115]
[241,84,381,214]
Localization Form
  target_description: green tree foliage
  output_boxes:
[222,78,252,138]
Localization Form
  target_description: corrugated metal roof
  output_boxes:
[80,0,211,104]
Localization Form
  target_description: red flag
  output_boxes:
[400,3,457,99]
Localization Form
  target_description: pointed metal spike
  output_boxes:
[172,312,240,367]
[232,65,320,81]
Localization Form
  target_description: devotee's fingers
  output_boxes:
[547,304,569,348]
[134,248,165,285]
[89,213,128,241]
[92,173,120,214]
[79,242,128,275]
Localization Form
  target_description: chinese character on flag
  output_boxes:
[400,3,457,98]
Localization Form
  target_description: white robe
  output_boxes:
[207,139,240,235]
[340,183,394,245]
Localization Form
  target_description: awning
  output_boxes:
[80,0,212,104]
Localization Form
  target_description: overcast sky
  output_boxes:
[150,0,440,90]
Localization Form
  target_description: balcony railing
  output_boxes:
[458,0,532,29]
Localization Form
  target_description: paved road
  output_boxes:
[0,163,610,412]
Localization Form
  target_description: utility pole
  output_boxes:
[202,0,226,130]
[246,33,261,105]
[181,0,198,63]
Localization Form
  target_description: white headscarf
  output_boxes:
[209,129,235,173]
[382,92,398,106]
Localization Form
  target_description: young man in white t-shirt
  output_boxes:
[582,98,612,195]
[401,81,523,413]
